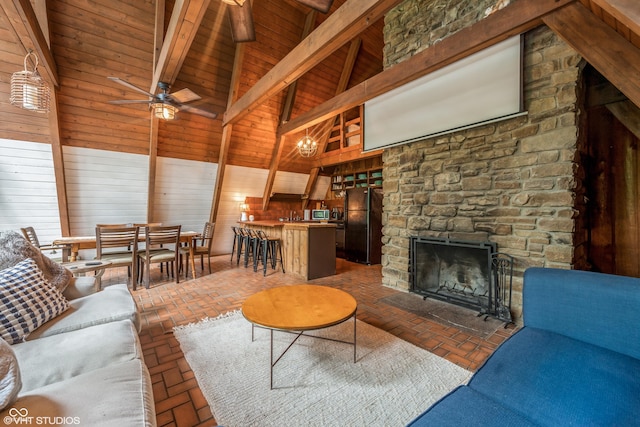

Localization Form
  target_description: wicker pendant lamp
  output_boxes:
[10,51,50,113]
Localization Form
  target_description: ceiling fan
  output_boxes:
[224,0,335,43]
[107,77,218,120]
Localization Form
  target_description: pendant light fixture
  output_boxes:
[297,129,318,157]
[10,51,50,113]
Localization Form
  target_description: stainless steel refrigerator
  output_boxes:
[345,188,383,264]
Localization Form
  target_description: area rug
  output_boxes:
[380,292,504,338]
[174,311,472,427]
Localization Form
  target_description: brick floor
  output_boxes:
[101,255,517,427]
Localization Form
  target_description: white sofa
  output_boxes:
[0,231,156,427]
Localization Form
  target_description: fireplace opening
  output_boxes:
[410,237,502,315]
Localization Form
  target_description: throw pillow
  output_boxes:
[0,338,21,411]
[0,258,69,344]
[0,231,72,293]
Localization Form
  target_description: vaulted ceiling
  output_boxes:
[1,0,640,210]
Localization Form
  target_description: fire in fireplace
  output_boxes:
[410,237,496,313]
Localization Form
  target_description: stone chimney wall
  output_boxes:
[380,1,585,320]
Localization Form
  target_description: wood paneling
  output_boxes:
[153,156,217,233]
[48,0,155,155]
[62,146,149,240]
[0,139,62,242]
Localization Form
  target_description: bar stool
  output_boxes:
[230,226,242,264]
[243,228,259,268]
[235,228,248,266]
[253,230,268,272]
[261,234,284,276]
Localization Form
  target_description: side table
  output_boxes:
[62,260,112,290]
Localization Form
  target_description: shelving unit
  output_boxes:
[331,168,383,197]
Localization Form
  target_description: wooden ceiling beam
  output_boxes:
[1,0,58,86]
[150,0,211,91]
[280,0,576,136]
[544,2,640,109]
[153,0,165,68]
[263,10,317,211]
[210,43,248,222]
[301,37,361,209]
[223,0,403,126]
[590,0,640,36]
[312,147,383,168]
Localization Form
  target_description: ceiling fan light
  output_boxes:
[152,102,178,120]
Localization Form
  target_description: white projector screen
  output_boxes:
[364,35,525,151]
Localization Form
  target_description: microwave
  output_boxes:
[311,209,330,221]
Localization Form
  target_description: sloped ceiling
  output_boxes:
[0,0,640,226]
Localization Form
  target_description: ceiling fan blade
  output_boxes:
[179,104,218,119]
[108,99,151,104]
[227,1,256,43]
[170,88,201,104]
[107,77,154,97]
[295,0,334,13]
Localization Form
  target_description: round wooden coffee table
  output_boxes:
[242,284,357,389]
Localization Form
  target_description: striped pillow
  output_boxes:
[0,258,69,344]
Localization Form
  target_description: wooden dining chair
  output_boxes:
[133,223,167,277]
[20,226,69,263]
[95,225,139,289]
[138,225,181,289]
[180,222,215,278]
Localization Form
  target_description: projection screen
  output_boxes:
[363,35,525,151]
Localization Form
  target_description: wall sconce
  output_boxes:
[151,102,178,120]
[297,129,317,157]
[10,51,50,113]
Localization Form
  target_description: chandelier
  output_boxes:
[10,51,50,113]
[297,130,317,157]
[151,102,178,120]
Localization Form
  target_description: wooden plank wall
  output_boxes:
[0,139,61,243]
[63,146,148,237]
[153,156,217,234]
[214,165,269,254]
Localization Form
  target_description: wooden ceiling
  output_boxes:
[43,0,386,175]
[1,0,640,179]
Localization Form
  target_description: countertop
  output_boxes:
[239,220,336,228]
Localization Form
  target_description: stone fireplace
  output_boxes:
[379,1,588,322]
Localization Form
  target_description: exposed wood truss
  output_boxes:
[0,0,57,86]
[544,2,640,109]
[223,0,403,126]
[279,0,577,137]
[262,10,318,211]
[210,43,248,221]
[147,0,210,221]
[151,0,211,91]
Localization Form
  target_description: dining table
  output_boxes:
[53,230,201,279]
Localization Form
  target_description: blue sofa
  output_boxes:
[408,267,640,426]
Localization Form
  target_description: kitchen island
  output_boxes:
[239,220,336,280]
